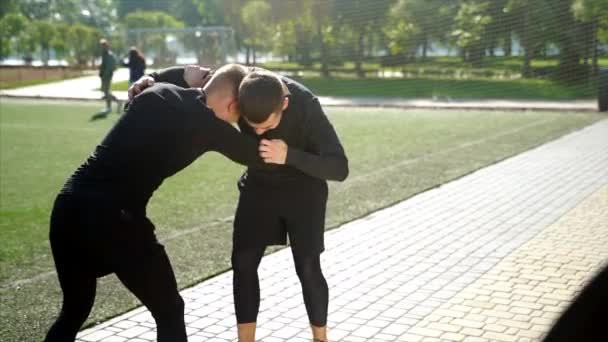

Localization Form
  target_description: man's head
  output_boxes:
[203,63,249,124]
[99,38,109,51]
[238,71,289,135]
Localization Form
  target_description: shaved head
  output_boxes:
[203,63,249,99]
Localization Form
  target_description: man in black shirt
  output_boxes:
[135,65,348,342]
[45,64,265,342]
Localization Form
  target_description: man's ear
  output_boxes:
[228,99,240,115]
[282,96,289,111]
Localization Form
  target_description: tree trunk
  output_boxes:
[317,23,329,78]
[421,34,428,61]
[555,0,582,83]
[245,46,250,65]
[355,30,365,78]
[523,50,532,78]
[252,46,256,65]
[504,31,512,56]
[591,20,599,78]
[521,8,532,78]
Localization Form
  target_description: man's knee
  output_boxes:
[151,293,184,321]
[294,255,323,281]
[231,248,263,275]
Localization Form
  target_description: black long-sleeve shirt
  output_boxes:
[150,67,349,184]
[61,83,263,210]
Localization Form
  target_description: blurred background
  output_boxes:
[1,0,607,100]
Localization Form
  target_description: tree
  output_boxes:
[549,0,588,83]
[124,11,184,66]
[311,0,336,76]
[221,0,248,63]
[451,1,492,66]
[28,20,58,65]
[51,23,72,63]
[572,0,608,77]
[507,0,552,77]
[385,5,419,59]
[68,23,102,67]
[117,0,169,19]
[483,0,513,56]
[387,0,452,61]
[334,0,393,77]
[266,0,318,67]
[241,0,272,65]
[0,12,27,60]
[0,0,19,19]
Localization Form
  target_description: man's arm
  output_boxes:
[129,65,212,100]
[148,66,189,88]
[261,97,349,181]
[207,117,267,168]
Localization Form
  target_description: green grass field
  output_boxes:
[113,77,597,100]
[0,98,604,341]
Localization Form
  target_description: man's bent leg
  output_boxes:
[45,196,97,342]
[115,241,186,342]
[45,271,96,342]
[232,246,266,342]
[101,78,112,111]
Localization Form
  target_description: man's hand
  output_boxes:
[184,65,212,88]
[259,139,288,164]
[128,76,155,100]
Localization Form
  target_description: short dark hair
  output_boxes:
[238,71,284,124]
[206,63,248,99]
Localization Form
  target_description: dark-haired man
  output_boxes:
[133,65,348,342]
[45,64,266,342]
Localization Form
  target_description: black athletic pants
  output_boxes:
[44,194,186,342]
[231,246,329,327]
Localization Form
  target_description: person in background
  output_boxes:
[99,38,120,113]
[123,47,146,86]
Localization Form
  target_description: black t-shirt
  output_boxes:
[61,83,263,209]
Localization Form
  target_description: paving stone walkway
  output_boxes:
[74,119,608,342]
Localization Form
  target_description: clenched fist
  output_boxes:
[259,139,288,164]
[127,76,155,100]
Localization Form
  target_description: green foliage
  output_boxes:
[451,1,493,65]
[0,12,27,58]
[68,24,103,67]
[29,20,58,65]
[241,0,272,60]
[0,0,19,19]
[572,0,608,23]
[124,11,184,66]
[386,0,452,58]
[1,0,605,83]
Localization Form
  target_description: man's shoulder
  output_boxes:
[282,76,315,99]
[141,83,201,101]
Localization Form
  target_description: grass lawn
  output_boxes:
[0,74,86,90]
[0,98,604,341]
[261,56,608,70]
[112,76,598,100]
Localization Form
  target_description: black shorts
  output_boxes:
[233,177,328,257]
[50,193,162,279]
